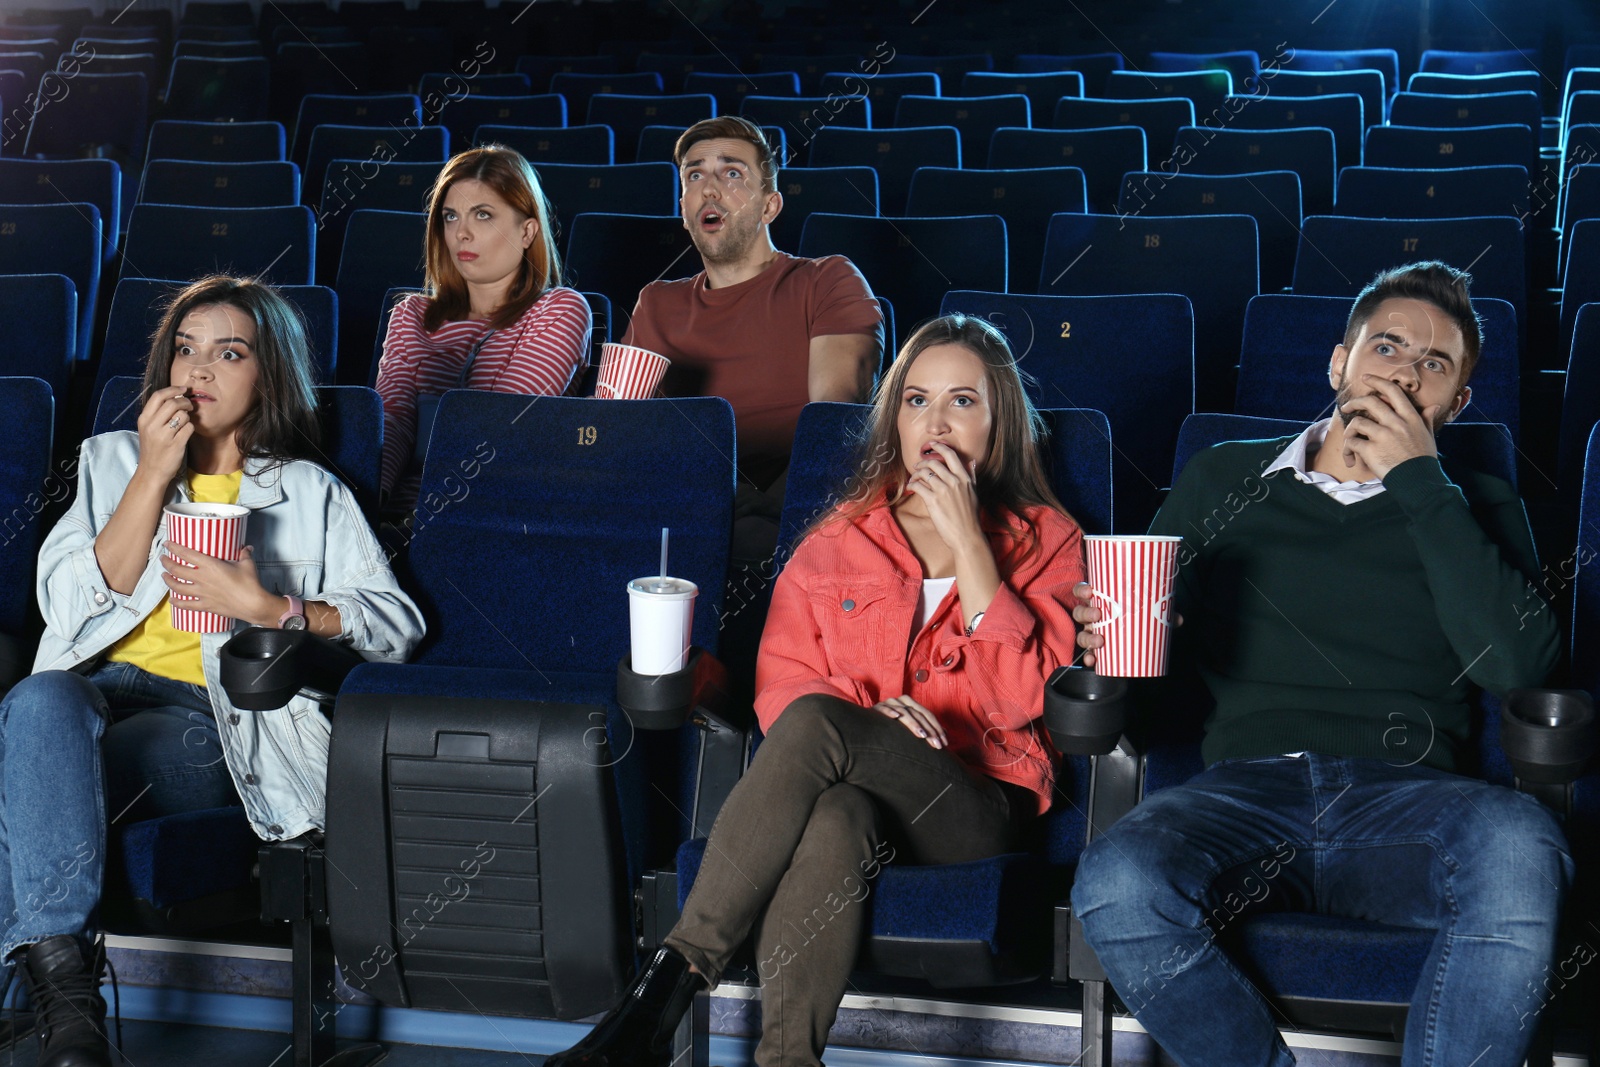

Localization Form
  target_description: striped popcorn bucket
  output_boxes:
[596,342,671,400]
[1085,535,1183,677]
[164,502,249,633]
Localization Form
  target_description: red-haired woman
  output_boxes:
[375,144,590,515]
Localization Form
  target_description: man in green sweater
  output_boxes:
[1069,262,1572,1067]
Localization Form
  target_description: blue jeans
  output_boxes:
[0,663,241,960]
[1070,754,1573,1067]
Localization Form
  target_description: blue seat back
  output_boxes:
[563,212,703,317]
[1106,68,1232,117]
[146,119,285,162]
[1408,70,1541,96]
[1292,214,1527,326]
[1014,52,1124,95]
[0,376,54,643]
[769,166,878,254]
[1335,164,1530,221]
[290,93,423,165]
[550,71,663,125]
[808,125,960,216]
[1287,48,1399,100]
[0,275,75,403]
[163,55,269,122]
[895,94,1031,168]
[1173,125,1336,214]
[1269,68,1387,129]
[515,54,617,92]
[1039,212,1258,415]
[1364,122,1536,172]
[408,393,734,671]
[991,125,1145,214]
[303,124,448,211]
[1052,96,1193,169]
[1389,90,1541,136]
[334,209,426,385]
[0,158,120,261]
[532,161,679,242]
[434,94,566,157]
[0,201,101,362]
[123,203,315,286]
[799,212,1007,333]
[416,71,530,100]
[1117,169,1302,292]
[1561,219,1600,356]
[1236,293,1521,441]
[684,70,799,115]
[587,93,713,164]
[1148,50,1259,87]
[818,72,940,128]
[908,166,1087,288]
[1223,92,1365,170]
[1419,48,1537,75]
[24,71,149,161]
[960,71,1084,122]
[942,290,1193,532]
[1560,303,1600,496]
[476,124,614,166]
[139,159,300,208]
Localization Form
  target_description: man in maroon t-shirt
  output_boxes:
[623,116,884,555]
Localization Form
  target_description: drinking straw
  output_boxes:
[660,527,669,582]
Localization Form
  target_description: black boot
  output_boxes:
[544,946,706,1067]
[14,935,111,1067]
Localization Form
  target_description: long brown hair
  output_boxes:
[422,144,562,332]
[139,275,321,468]
[810,314,1070,556]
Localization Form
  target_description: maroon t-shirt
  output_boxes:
[624,253,883,487]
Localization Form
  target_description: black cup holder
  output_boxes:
[1044,666,1130,756]
[1501,689,1597,784]
[617,647,725,731]
[219,628,366,711]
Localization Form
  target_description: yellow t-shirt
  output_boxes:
[105,470,245,686]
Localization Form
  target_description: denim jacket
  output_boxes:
[34,431,426,840]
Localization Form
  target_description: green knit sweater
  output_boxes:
[1150,438,1560,771]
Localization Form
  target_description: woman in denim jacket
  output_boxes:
[0,276,424,1067]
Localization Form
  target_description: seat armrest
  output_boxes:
[616,646,732,731]
[220,628,366,710]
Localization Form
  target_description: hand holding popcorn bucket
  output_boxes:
[596,343,670,400]
[164,502,249,633]
[1085,535,1183,677]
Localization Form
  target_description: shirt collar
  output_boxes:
[1263,419,1388,505]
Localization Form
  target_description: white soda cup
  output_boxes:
[1086,535,1183,677]
[164,502,250,633]
[627,576,697,675]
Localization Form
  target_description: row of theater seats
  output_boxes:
[2,374,1594,1064]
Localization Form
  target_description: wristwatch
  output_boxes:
[278,594,308,631]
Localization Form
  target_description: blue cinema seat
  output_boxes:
[0,274,74,405]
[0,201,101,361]
[0,376,53,691]
[768,166,878,254]
[907,165,1088,288]
[122,203,315,286]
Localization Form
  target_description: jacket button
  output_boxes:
[842,599,855,611]
[229,713,240,725]
[945,655,955,666]
[269,824,284,836]
[914,669,928,682]
[245,774,257,785]
[94,592,107,605]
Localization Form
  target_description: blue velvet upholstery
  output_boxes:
[1409,71,1541,97]
[25,71,149,164]
[887,54,995,83]
[1286,49,1400,101]
[1271,69,1388,131]
[941,290,1192,533]
[0,157,121,262]
[334,209,426,385]
[684,71,800,117]
[1419,48,1537,75]
[418,72,531,100]
[808,125,960,217]
[636,53,733,92]
[1390,90,1542,137]
[289,93,422,165]
[1559,304,1600,497]
[114,806,256,910]
[1236,293,1521,441]
[0,275,75,403]
[479,124,615,165]
[515,54,618,93]
[549,72,663,131]
[799,213,1006,333]
[960,71,1085,123]
[162,56,270,123]
[1224,91,1365,170]
[908,166,1087,289]
[765,166,878,256]
[1364,123,1537,174]
[139,159,300,208]
[1147,50,1260,87]
[1572,420,1600,697]
[1560,219,1600,359]
[1559,164,1599,272]
[635,125,788,169]
[123,203,315,286]
[819,73,941,133]
[1039,212,1257,416]
[0,202,101,361]
[992,125,1146,215]
[587,94,713,165]
[434,94,566,157]
[1335,164,1530,221]
[0,377,53,646]
[1105,69,1232,122]
[146,119,286,163]
[1015,53,1124,95]
[896,95,1031,169]
[742,94,870,139]
[532,161,680,239]
[754,54,861,95]
[563,213,703,318]
[1116,169,1303,292]
[1292,215,1527,327]
[1231,915,1434,1004]
[304,124,448,217]
[1172,126,1336,214]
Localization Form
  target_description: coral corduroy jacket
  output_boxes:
[755,500,1086,815]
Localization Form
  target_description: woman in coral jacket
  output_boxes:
[547,313,1086,1067]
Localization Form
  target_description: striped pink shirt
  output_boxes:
[377,287,591,500]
